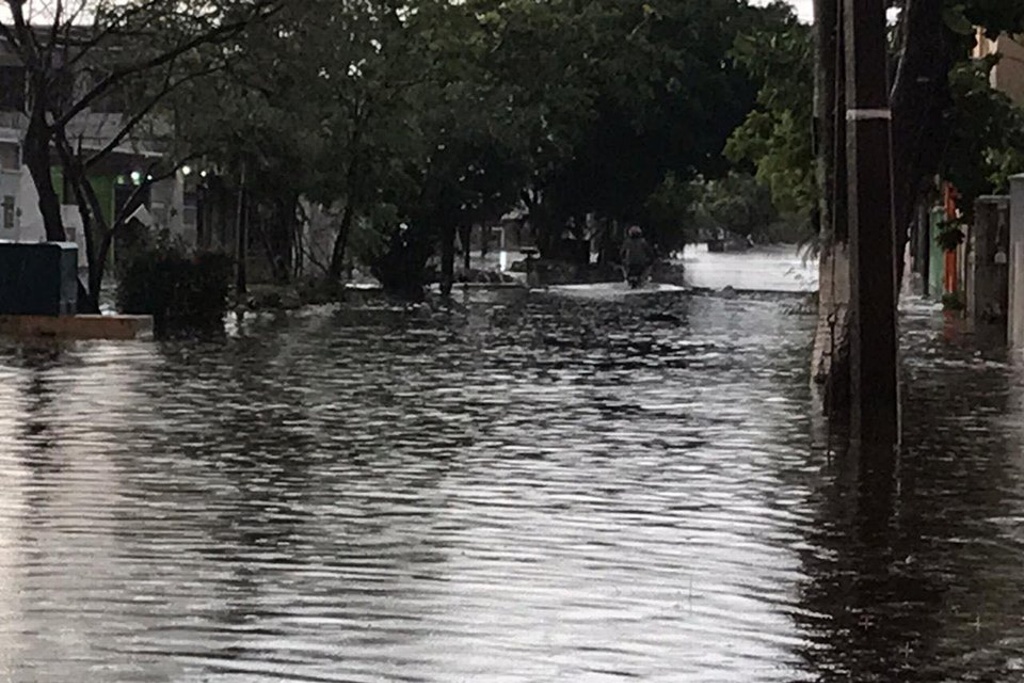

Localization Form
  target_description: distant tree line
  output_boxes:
[153,0,805,291]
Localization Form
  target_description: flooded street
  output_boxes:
[1,285,1023,682]
[678,244,819,293]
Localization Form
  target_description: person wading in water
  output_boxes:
[620,225,654,287]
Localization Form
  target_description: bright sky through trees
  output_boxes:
[2,0,815,25]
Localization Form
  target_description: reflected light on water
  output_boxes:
[0,290,1021,682]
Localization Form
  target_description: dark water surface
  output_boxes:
[1,288,1023,682]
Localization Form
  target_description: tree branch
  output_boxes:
[54,1,282,129]
[64,0,171,68]
[84,61,225,170]
[0,18,18,51]
[44,0,64,65]
[7,0,41,68]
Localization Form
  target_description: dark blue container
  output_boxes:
[0,242,79,316]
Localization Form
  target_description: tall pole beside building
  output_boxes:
[844,0,900,447]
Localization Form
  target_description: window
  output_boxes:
[50,68,74,115]
[183,189,198,227]
[0,143,18,171]
[0,66,26,112]
[90,85,128,114]
[2,196,14,230]
[82,66,128,114]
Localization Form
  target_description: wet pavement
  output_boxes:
[0,287,1022,682]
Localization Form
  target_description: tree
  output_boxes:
[167,0,811,295]
[941,55,1024,215]
[728,0,1024,413]
[0,0,280,310]
[889,0,1024,276]
[526,0,782,255]
[726,17,816,233]
[684,172,779,241]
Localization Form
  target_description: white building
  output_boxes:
[0,45,194,269]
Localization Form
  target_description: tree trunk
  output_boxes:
[812,0,851,417]
[56,131,106,312]
[440,222,455,296]
[327,201,356,282]
[23,113,65,242]
[460,224,472,271]
[53,129,108,313]
[235,164,247,297]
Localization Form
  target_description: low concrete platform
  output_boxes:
[536,282,690,299]
[0,314,154,340]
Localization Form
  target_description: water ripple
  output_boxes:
[0,291,1022,681]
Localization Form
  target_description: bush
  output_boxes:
[935,220,966,252]
[941,291,966,312]
[117,246,233,334]
[370,226,434,296]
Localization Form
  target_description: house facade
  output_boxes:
[0,36,195,269]
[974,32,1024,105]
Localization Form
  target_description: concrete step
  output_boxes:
[0,314,154,340]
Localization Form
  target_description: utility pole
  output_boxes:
[844,0,900,447]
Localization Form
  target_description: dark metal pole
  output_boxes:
[844,0,900,447]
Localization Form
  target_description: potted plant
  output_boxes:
[941,291,965,312]
[935,219,966,252]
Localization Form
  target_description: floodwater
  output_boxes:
[678,244,819,293]
[479,243,819,293]
[0,283,1023,682]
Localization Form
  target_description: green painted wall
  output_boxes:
[929,208,946,299]
[50,168,117,225]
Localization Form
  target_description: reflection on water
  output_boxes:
[679,244,819,293]
[0,290,1022,682]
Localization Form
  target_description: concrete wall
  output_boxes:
[969,197,1010,324]
[993,35,1024,105]
[12,166,190,254]
[16,169,42,243]
[976,33,1024,105]
[1008,176,1024,348]
[0,134,20,239]
[149,174,195,245]
[0,40,190,259]
[60,205,88,269]
[812,242,850,384]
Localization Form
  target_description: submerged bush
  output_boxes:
[941,291,966,312]
[117,246,233,334]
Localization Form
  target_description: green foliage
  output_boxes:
[161,0,810,289]
[959,1,1024,40]
[941,56,1024,213]
[942,290,966,311]
[645,172,698,252]
[685,172,780,241]
[117,235,233,334]
[533,0,790,245]
[934,218,967,252]
[725,15,815,218]
[727,0,1024,250]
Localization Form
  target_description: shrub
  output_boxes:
[935,219,966,252]
[941,291,966,312]
[117,245,233,334]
